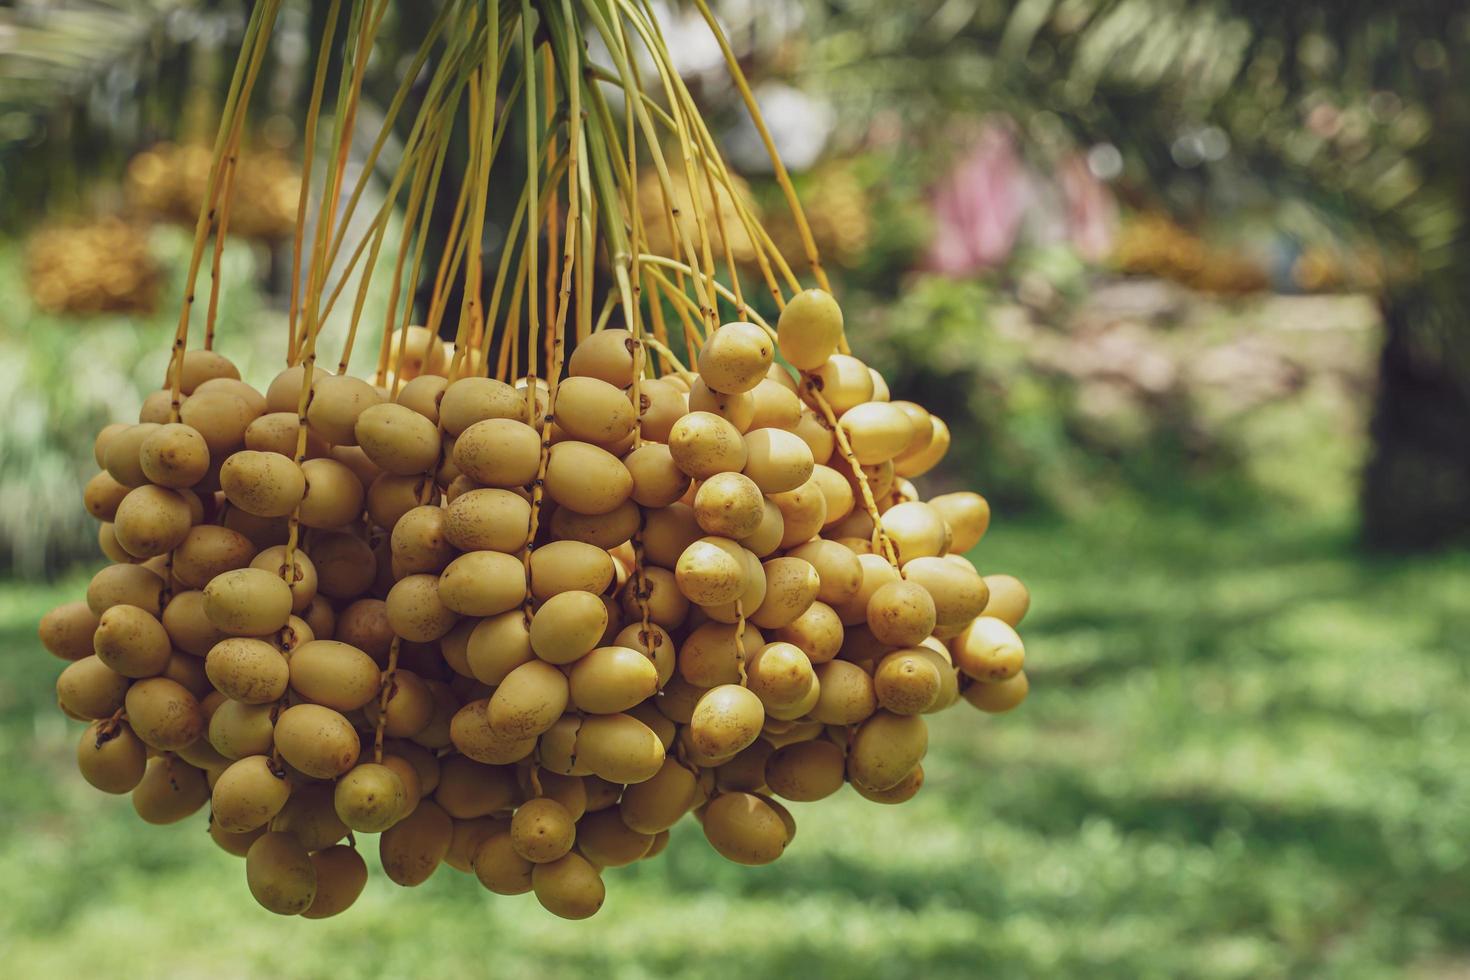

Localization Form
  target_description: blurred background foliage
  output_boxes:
[7,0,1460,563]
[2,1,1470,975]
[750,0,1470,546]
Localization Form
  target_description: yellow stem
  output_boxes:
[287,0,341,363]
[203,140,240,351]
[166,0,279,422]
[689,0,834,304]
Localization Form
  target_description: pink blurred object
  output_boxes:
[1059,154,1118,262]
[927,124,1031,275]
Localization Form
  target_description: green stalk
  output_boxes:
[166,0,280,418]
[287,0,342,361]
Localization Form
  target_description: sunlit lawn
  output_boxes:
[2,499,1469,979]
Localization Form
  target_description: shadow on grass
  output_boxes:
[643,762,1470,959]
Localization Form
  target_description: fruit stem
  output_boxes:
[287,0,342,364]
[373,636,401,765]
[689,0,838,330]
[203,139,240,352]
[639,255,776,341]
[804,377,899,567]
[166,0,280,420]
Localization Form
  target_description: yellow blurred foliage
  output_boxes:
[126,142,300,241]
[1112,214,1268,296]
[637,168,759,265]
[25,218,160,316]
[768,164,872,269]
[636,162,873,273]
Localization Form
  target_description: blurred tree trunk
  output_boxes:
[1362,281,1470,549]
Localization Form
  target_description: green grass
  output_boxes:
[3,501,1469,979]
